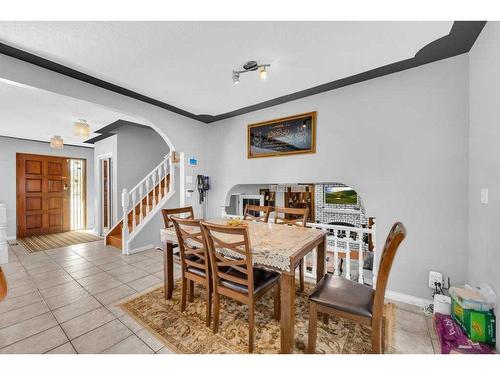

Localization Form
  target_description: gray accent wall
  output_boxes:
[468,21,500,350]
[0,136,95,238]
[207,55,470,301]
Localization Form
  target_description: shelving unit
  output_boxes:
[284,184,315,222]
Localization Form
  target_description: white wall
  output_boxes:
[0,136,95,238]
[468,22,500,349]
[207,55,470,300]
[116,124,170,199]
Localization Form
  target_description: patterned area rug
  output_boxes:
[11,231,103,252]
[120,281,395,354]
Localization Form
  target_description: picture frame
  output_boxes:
[247,111,317,159]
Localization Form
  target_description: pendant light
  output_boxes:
[50,136,64,149]
[74,119,90,137]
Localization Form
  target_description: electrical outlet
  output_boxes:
[429,271,443,289]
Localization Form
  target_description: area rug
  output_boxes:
[120,280,395,354]
[11,230,103,252]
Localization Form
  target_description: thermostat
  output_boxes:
[188,157,198,166]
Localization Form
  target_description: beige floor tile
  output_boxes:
[392,328,434,354]
[102,335,154,354]
[127,275,162,292]
[0,291,43,314]
[39,280,85,298]
[395,309,429,336]
[71,319,132,353]
[0,312,58,349]
[83,277,122,295]
[44,287,90,310]
[98,260,129,271]
[106,303,127,318]
[64,261,97,273]
[34,274,74,289]
[52,294,102,323]
[119,313,144,333]
[46,342,77,354]
[1,262,25,275]
[69,266,103,279]
[61,307,116,340]
[77,272,114,287]
[113,268,149,283]
[4,282,38,299]
[0,326,68,354]
[106,265,140,277]
[156,346,174,354]
[94,284,136,306]
[26,263,62,276]
[136,328,164,352]
[0,300,50,329]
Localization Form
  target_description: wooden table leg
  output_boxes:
[280,272,295,354]
[316,236,326,282]
[163,241,174,300]
[316,236,329,324]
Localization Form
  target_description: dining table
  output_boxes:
[160,218,327,354]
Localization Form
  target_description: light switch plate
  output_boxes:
[481,188,488,204]
[186,175,193,184]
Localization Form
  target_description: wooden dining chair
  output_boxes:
[243,204,271,223]
[161,206,194,228]
[274,207,309,292]
[171,217,212,326]
[201,221,281,353]
[307,222,406,354]
[0,266,7,301]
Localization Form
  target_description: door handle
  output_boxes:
[63,184,69,191]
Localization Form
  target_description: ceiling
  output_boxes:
[0,79,138,147]
[0,21,454,117]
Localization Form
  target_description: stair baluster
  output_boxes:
[139,185,144,225]
[121,188,130,254]
[157,167,162,202]
[132,190,137,231]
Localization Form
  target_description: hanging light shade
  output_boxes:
[74,119,90,137]
[50,135,64,149]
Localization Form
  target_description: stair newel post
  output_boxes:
[157,167,162,202]
[132,190,137,232]
[121,188,130,255]
[139,185,144,225]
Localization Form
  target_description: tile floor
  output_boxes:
[0,240,438,354]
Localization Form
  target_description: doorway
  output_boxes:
[100,157,112,235]
[16,153,87,238]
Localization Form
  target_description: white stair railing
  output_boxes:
[120,154,175,254]
[220,207,376,287]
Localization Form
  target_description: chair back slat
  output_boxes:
[243,205,271,223]
[372,222,407,320]
[171,217,210,277]
[274,207,309,227]
[201,222,255,296]
[162,206,194,228]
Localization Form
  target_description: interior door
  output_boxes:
[17,153,71,238]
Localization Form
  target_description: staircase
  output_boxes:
[105,154,175,254]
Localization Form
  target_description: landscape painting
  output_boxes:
[324,186,358,205]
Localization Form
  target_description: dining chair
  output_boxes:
[171,217,212,326]
[161,206,194,228]
[307,222,406,354]
[0,266,7,301]
[243,204,271,223]
[201,221,281,353]
[274,207,309,292]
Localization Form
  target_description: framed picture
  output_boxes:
[247,111,317,159]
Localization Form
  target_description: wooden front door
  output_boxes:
[16,153,71,238]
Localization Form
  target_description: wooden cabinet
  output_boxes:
[259,189,276,208]
[284,184,315,222]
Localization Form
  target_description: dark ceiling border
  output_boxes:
[0,21,485,124]
[84,119,154,144]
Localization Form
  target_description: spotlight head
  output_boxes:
[259,66,267,80]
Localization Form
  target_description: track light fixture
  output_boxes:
[232,60,271,84]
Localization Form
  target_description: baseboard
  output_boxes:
[128,244,155,255]
[385,290,432,308]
